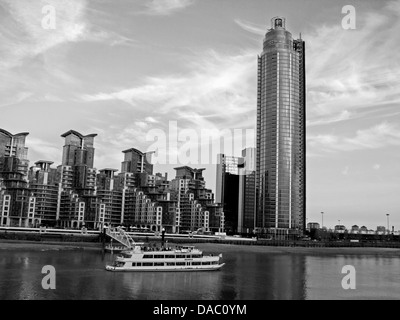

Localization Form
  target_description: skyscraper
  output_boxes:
[216,154,240,234]
[238,148,256,234]
[256,17,306,238]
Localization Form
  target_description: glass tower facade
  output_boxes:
[256,17,306,235]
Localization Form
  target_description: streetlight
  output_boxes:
[386,214,390,234]
[321,212,324,229]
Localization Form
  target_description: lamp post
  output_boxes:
[386,214,390,234]
[321,212,324,229]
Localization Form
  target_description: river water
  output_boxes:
[0,243,399,300]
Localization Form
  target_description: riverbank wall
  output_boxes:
[1,230,400,248]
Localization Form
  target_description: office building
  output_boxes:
[238,148,256,234]
[216,154,240,234]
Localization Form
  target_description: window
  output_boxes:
[143,255,153,259]
[143,262,153,267]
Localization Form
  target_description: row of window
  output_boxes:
[143,254,203,259]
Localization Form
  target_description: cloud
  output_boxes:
[308,122,400,152]
[307,110,352,127]
[0,0,88,69]
[234,19,266,35]
[143,0,195,15]
[373,164,381,170]
[79,49,257,131]
[0,92,34,107]
[145,117,159,123]
[135,121,149,129]
[306,1,400,124]
[27,137,61,163]
[0,0,137,107]
[342,166,350,175]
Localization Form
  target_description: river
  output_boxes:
[0,242,399,300]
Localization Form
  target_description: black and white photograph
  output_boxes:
[0,0,399,307]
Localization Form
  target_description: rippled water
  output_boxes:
[0,243,399,300]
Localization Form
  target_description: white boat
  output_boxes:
[105,243,225,272]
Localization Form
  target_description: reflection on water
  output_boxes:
[0,246,399,300]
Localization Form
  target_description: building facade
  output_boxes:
[256,17,306,238]
[172,166,224,234]
[0,130,31,227]
[238,148,256,234]
[0,128,225,233]
[216,154,240,234]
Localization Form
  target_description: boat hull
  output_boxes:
[105,263,225,272]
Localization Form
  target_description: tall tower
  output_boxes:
[256,17,306,237]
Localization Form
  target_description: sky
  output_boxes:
[1,0,399,230]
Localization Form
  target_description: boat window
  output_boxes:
[143,262,153,267]
[202,262,211,265]
[154,262,164,266]
[192,255,202,258]
[154,255,164,259]
[136,263,142,267]
[192,262,201,265]
[166,262,175,266]
[176,262,185,266]
[143,255,153,259]
[176,254,185,259]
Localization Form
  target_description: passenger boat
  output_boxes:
[105,243,225,272]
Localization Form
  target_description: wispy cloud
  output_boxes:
[27,137,61,163]
[308,122,400,152]
[143,0,195,16]
[342,166,350,175]
[0,0,88,69]
[79,49,257,131]
[234,19,266,35]
[0,0,137,107]
[306,1,400,125]
[373,164,381,170]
